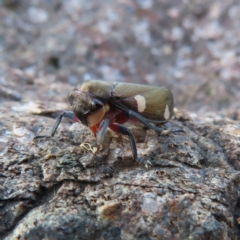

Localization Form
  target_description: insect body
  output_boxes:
[35,80,181,166]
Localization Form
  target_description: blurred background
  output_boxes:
[1,0,240,119]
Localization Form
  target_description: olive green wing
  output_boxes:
[113,83,174,122]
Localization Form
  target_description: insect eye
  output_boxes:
[91,99,103,111]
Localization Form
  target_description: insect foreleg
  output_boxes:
[34,111,75,140]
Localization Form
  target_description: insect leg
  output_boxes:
[96,118,110,144]
[115,103,183,133]
[34,111,75,140]
[109,123,151,167]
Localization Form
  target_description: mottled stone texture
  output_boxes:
[1,107,240,240]
[1,0,240,240]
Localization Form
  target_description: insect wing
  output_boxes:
[113,83,174,122]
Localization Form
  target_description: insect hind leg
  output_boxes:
[115,103,184,134]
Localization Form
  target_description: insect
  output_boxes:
[34,80,182,166]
